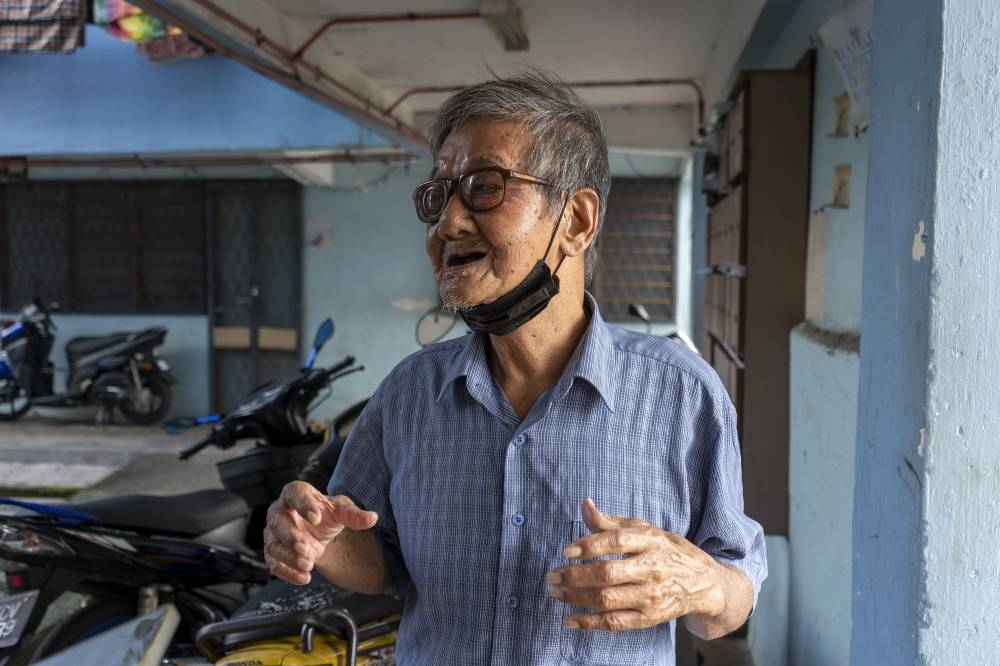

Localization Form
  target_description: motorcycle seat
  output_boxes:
[222,577,405,649]
[65,333,133,357]
[67,489,250,536]
[65,327,167,360]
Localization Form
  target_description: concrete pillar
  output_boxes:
[853,1,1000,663]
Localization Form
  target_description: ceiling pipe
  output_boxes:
[385,78,706,128]
[138,0,429,148]
[290,11,481,62]
[0,150,421,170]
[185,0,397,115]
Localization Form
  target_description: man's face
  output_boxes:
[425,118,555,310]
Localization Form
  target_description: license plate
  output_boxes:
[0,589,39,648]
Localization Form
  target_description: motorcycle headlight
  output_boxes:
[0,524,74,557]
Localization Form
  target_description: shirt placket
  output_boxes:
[489,419,528,665]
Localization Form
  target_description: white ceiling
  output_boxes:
[153,0,766,154]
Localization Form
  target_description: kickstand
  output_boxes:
[96,404,115,426]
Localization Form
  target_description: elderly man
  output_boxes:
[264,71,766,665]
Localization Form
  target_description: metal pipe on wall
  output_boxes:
[290,11,482,62]
[385,79,706,129]
[0,150,420,170]
[137,0,429,148]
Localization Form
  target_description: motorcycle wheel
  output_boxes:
[0,376,30,421]
[119,372,172,426]
[28,598,135,662]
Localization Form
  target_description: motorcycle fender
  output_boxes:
[215,630,397,666]
[156,368,179,385]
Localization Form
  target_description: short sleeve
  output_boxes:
[327,391,411,598]
[686,387,768,611]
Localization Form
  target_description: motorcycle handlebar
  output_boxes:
[324,356,356,378]
[178,435,215,460]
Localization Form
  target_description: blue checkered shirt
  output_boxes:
[329,296,766,665]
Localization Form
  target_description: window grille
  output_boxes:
[594,177,677,322]
[0,182,207,314]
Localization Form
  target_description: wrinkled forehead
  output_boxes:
[430,118,533,177]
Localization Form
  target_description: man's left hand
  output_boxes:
[546,498,725,632]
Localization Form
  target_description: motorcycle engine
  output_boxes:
[90,371,132,405]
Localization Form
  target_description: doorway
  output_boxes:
[209,182,302,412]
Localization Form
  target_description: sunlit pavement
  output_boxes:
[0,414,250,506]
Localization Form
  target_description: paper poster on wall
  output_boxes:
[818,0,873,128]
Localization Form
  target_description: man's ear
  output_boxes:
[560,188,600,258]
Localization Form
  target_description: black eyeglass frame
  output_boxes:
[413,166,551,223]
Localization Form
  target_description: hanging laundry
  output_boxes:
[91,0,177,43]
[0,0,85,53]
[136,32,207,63]
[90,0,209,62]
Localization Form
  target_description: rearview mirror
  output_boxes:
[416,307,457,347]
[313,318,335,351]
[163,417,197,436]
[628,302,651,323]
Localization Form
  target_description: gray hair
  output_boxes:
[427,69,610,285]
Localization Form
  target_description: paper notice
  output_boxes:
[818,0,873,127]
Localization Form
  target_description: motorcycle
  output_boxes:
[0,299,175,424]
[166,308,468,666]
[0,318,390,664]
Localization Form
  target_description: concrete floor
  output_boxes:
[0,414,251,501]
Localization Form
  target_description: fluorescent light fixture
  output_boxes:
[272,151,336,187]
[480,0,529,51]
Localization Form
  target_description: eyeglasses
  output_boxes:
[413,166,550,223]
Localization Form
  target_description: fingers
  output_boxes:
[280,481,328,526]
[263,535,313,586]
[564,609,661,632]
[547,557,646,588]
[262,483,380,588]
[550,583,670,613]
[323,495,379,531]
[580,498,649,534]
[563,526,658,560]
[263,516,316,586]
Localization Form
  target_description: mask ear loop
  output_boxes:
[542,196,571,275]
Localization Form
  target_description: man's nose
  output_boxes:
[435,190,476,239]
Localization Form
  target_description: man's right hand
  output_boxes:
[263,481,379,585]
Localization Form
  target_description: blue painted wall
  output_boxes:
[0,27,393,156]
[918,2,1000,660]
[300,161,440,418]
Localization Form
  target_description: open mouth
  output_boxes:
[446,251,486,269]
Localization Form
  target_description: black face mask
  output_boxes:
[459,199,568,336]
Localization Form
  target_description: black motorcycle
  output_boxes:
[0,299,174,424]
[0,318,367,664]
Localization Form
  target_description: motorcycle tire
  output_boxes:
[119,372,172,426]
[28,598,136,663]
[0,376,30,421]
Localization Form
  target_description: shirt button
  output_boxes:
[506,595,518,609]
[513,434,526,446]
[511,512,525,526]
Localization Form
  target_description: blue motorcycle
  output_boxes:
[0,300,174,424]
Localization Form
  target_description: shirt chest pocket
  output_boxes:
[558,520,657,665]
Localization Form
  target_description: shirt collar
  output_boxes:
[435,292,617,412]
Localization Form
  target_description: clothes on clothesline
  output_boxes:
[0,0,85,53]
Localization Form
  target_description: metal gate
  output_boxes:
[209,182,302,412]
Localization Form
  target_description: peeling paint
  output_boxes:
[391,297,435,312]
[912,221,927,261]
[918,427,926,457]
